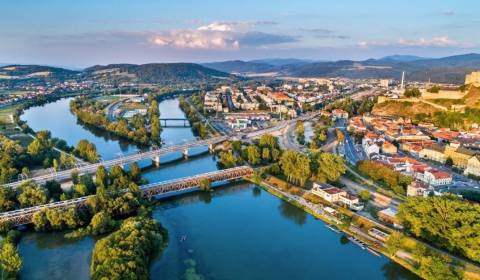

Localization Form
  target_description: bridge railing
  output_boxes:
[0,166,253,226]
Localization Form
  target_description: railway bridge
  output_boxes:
[0,166,253,228]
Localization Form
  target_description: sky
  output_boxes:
[1,0,479,68]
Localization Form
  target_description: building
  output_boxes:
[444,143,477,169]
[407,181,430,197]
[331,109,348,120]
[312,182,363,211]
[378,208,402,229]
[465,155,480,177]
[312,182,346,203]
[465,71,480,87]
[368,228,390,242]
[419,144,446,163]
[381,141,397,155]
[415,168,452,186]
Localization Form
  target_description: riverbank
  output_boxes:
[247,176,480,280]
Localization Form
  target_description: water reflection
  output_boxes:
[278,199,307,225]
[382,261,419,280]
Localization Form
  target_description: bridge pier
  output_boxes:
[208,144,214,153]
[183,149,189,159]
[152,155,161,167]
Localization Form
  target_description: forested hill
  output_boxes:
[0,63,236,86]
[0,65,79,81]
[204,53,480,84]
[83,63,235,84]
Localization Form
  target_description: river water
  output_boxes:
[17,97,418,280]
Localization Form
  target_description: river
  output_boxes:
[17,97,419,280]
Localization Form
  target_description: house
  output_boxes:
[419,144,446,163]
[444,143,477,169]
[312,182,363,211]
[331,109,348,120]
[415,167,452,186]
[312,182,346,203]
[381,141,397,155]
[339,193,364,211]
[378,208,402,229]
[407,181,430,197]
[465,155,480,177]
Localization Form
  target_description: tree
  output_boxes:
[358,190,371,202]
[90,217,164,280]
[74,139,99,163]
[280,150,311,186]
[95,166,108,189]
[445,157,453,167]
[89,211,116,235]
[129,163,141,183]
[385,232,404,257]
[313,152,346,182]
[261,148,271,162]
[247,145,261,165]
[17,183,48,208]
[404,87,421,98]
[0,242,22,279]
[259,134,278,149]
[0,188,15,212]
[399,194,480,262]
[199,178,211,192]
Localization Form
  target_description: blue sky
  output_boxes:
[1,0,479,67]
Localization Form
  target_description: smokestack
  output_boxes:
[401,71,405,89]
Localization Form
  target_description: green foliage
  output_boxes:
[404,88,421,98]
[0,187,15,212]
[0,241,22,279]
[295,121,305,145]
[358,190,371,202]
[17,182,49,208]
[412,244,463,280]
[311,152,346,182]
[218,151,242,168]
[199,178,211,192]
[280,150,311,186]
[74,139,99,163]
[385,231,404,256]
[399,194,480,262]
[70,97,158,145]
[0,134,27,183]
[427,85,441,93]
[90,217,164,280]
[27,130,55,167]
[246,145,261,165]
[357,160,411,196]
[32,207,86,231]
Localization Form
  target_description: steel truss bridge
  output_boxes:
[0,166,253,228]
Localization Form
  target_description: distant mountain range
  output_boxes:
[203,53,480,83]
[0,63,234,85]
[1,53,480,85]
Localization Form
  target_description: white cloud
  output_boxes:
[149,21,295,50]
[397,36,460,47]
[358,36,470,48]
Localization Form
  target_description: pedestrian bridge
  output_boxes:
[0,166,253,228]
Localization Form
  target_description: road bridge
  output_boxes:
[5,135,230,188]
[159,118,190,127]
[5,112,319,188]
[0,166,253,227]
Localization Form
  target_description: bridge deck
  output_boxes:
[0,166,253,227]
